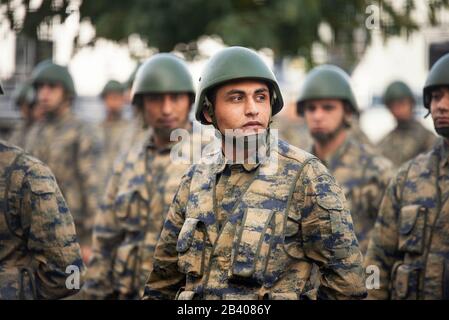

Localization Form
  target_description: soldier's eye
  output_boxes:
[323,104,336,111]
[229,95,243,102]
[255,94,267,102]
[431,91,443,101]
[305,105,316,112]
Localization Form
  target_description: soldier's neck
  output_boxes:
[46,104,70,121]
[106,111,122,122]
[314,130,347,161]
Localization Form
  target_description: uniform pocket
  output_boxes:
[398,205,427,254]
[176,217,206,277]
[114,191,149,231]
[112,242,139,295]
[230,208,274,280]
[392,263,420,300]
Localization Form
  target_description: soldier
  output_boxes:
[365,53,449,299]
[119,64,148,157]
[83,54,198,299]
[24,61,103,263]
[8,82,42,148]
[378,80,436,167]
[297,65,393,255]
[98,80,129,191]
[143,47,366,300]
[0,81,85,299]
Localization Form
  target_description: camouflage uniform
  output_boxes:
[273,117,313,151]
[309,137,393,254]
[365,138,449,299]
[98,118,130,191]
[9,122,30,149]
[24,111,103,246]
[84,127,200,299]
[378,119,436,168]
[0,139,85,299]
[119,114,148,157]
[143,139,367,300]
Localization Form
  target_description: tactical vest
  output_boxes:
[0,150,37,299]
[175,142,325,300]
[391,147,449,299]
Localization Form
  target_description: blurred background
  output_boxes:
[1,0,449,143]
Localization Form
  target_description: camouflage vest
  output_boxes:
[0,150,37,299]
[176,143,320,299]
[392,146,449,299]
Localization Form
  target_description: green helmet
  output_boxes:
[131,54,194,106]
[31,60,76,97]
[13,82,36,108]
[195,46,284,125]
[296,65,358,115]
[423,53,449,110]
[126,63,141,90]
[101,80,124,98]
[383,81,415,106]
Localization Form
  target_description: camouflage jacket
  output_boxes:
[84,127,200,299]
[378,119,436,168]
[98,117,130,191]
[365,137,449,300]
[0,140,85,299]
[143,139,367,300]
[310,138,393,254]
[24,111,103,245]
[8,121,30,149]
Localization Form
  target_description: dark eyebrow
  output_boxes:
[254,88,269,94]
[225,89,246,96]
[225,88,269,96]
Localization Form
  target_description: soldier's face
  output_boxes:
[206,80,271,135]
[430,86,449,138]
[304,99,349,143]
[142,93,191,135]
[388,98,413,122]
[36,82,66,113]
[104,92,125,115]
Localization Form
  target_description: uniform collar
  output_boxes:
[310,136,352,167]
[437,138,449,169]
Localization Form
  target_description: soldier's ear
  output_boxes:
[343,111,353,128]
[203,109,213,124]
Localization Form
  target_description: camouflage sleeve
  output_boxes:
[368,156,394,219]
[82,157,125,299]
[298,159,367,300]
[141,167,194,300]
[23,161,85,299]
[364,165,408,299]
[76,124,104,244]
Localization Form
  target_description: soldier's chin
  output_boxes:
[435,126,449,138]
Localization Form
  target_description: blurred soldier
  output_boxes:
[272,114,313,150]
[8,82,42,148]
[143,47,366,300]
[365,53,449,299]
[120,63,147,156]
[24,61,103,263]
[298,65,393,254]
[83,54,198,299]
[378,80,436,167]
[0,81,85,299]
[98,80,128,191]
